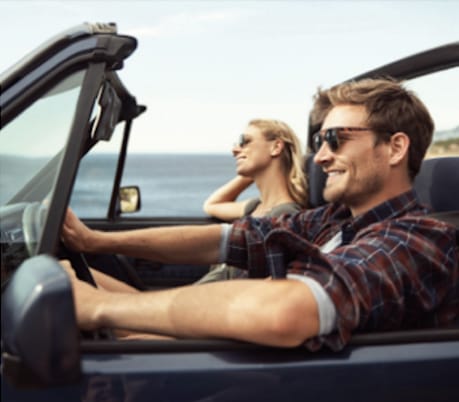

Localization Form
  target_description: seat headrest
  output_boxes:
[413,157,459,212]
[305,154,327,208]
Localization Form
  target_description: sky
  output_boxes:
[1,0,458,153]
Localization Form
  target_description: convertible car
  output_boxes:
[1,23,458,402]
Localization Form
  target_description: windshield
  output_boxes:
[0,71,85,203]
[0,70,85,284]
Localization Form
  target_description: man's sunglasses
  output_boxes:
[311,127,372,153]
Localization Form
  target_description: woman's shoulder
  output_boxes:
[268,202,303,217]
[244,198,261,216]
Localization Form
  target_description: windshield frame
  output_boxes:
[0,62,107,283]
[37,63,107,255]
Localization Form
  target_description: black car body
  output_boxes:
[1,23,458,402]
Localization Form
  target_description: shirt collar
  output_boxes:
[338,189,425,235]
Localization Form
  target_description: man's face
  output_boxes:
[313,104,391,215]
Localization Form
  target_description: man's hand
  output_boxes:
[61,208,94,253]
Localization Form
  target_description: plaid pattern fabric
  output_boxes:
[226,190,459,351]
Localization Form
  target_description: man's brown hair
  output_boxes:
[310,78,435,180]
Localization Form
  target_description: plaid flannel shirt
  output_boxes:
[226,190,459,351]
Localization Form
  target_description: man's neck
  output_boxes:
[350,184,413,217]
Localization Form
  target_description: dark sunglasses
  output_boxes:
[311,127,372,153]
[236,134,250,148]
[235,133,279,148]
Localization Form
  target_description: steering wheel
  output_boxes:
[60,242,98,286]
[22,201,46,257]
[22,202,111,339]
[21,201,96,284]
[59,242,114,340]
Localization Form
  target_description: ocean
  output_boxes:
[70,153,258,218]
[0,153,258,218]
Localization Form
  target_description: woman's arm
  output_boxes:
[203,175,254,221]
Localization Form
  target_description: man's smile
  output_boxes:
[325,169,345,184]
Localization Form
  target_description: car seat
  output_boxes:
[413,156,459,213]
[414,157,459,248]
[305,154,327,208]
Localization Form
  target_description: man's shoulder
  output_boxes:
[362,210,457,247]
[393,209,458,230]
[422,210,459,229]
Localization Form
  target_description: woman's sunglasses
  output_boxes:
[236,134,250,148]
[311,127,372,153]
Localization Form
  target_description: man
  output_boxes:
[61,78,458,351]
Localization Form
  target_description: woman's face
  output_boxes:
[232,125,278,177]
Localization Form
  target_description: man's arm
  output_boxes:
[62,208,222,264]
[62,261,320,347]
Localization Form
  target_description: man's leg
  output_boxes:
[90,268,140,293]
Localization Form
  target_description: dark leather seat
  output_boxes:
[413,156,459,213]
[414,157,459,328]
[305,154,327,208]
[414,156,459,252]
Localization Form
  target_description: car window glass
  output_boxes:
[0,70,85,205]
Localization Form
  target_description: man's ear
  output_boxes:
[270,139,284,157]
[389,132,410,166]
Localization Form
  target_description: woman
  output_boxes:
[197,118,308,283]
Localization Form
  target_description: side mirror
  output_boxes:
[1,255,81,387]
[119,185,141,213]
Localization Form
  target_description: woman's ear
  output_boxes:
[270,139,284,157]
[389,132,410,167]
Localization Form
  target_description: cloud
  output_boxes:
[126,11,232,39]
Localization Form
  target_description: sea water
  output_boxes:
[70,153,258,218]
[0,153,257,218]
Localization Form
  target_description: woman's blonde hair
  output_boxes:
[249,119,308,207]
